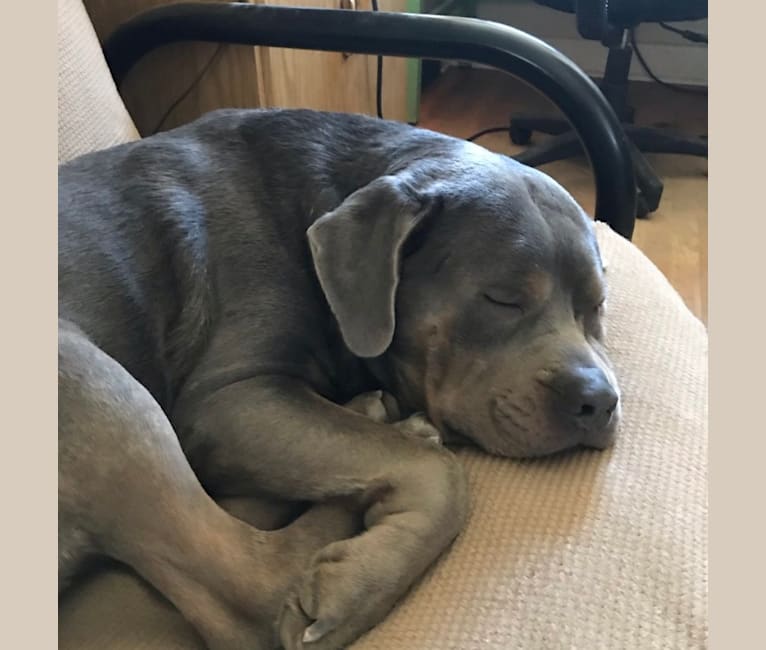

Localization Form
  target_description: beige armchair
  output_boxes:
[58,0,708,647]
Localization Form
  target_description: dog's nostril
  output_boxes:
[575,396,617,419]
[577,404,596,417]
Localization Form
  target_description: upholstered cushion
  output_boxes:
[57,0,139,163]
[59,223,708,649]
[355,222,708,649]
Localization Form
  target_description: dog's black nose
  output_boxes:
[549,366,619,433]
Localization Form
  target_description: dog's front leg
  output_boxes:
[175,375,469,650]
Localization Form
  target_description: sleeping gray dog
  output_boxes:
[59,109,620,650]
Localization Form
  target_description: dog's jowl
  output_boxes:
[59,109,620,650]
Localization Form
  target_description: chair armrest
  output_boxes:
[102,2,637,239]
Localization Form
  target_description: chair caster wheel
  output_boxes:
[636,195,652,219]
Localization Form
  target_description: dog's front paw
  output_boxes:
[343,390,400,423]
[344,393,440,446]
[393,412,442,445]
[277,539,403,650]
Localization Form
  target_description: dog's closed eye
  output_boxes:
[483,292,524,314]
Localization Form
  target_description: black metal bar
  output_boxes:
[103,2,636,239]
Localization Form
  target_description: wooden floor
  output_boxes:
[418,68,708,323]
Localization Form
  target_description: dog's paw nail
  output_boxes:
[302,619,333,644]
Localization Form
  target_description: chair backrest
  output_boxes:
[607,0,707,28]
[533,1,707,43]
[58,0,139,164]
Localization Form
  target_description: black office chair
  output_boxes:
[509,0,708,218]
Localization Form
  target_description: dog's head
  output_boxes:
[308,142,620,458]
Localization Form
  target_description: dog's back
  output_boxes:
[59,109,458,407]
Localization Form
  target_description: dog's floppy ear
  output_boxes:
[307,174,438,358]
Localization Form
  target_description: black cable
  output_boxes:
[466,126,512,142]
[375,51,384,119]
[150,44,226,135]
[629,28,707,97]
[658,21,708,44]
[371,0,384,119]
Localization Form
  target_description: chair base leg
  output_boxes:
[509,116,569,144]
[509,119,706,218]
[626,126,707,157]
[512,132,665,220]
